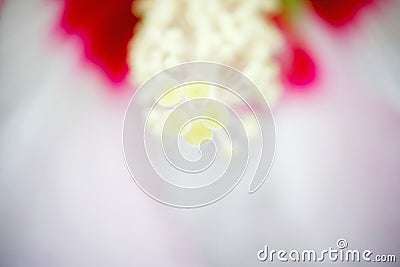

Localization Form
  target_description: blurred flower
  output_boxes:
[58,0,376,92]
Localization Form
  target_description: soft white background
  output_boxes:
[1,0,399,266]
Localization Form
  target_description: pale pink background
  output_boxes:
[0,1,399,266]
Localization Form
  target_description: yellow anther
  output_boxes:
[157,80,181,107]
[183,120,213,146]
[182,83,210,99]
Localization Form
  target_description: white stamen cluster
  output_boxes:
[128,0,283,105]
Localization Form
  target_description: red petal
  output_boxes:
[309,0,374,27]
[60,0,138,83]
[284,44,316,87]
